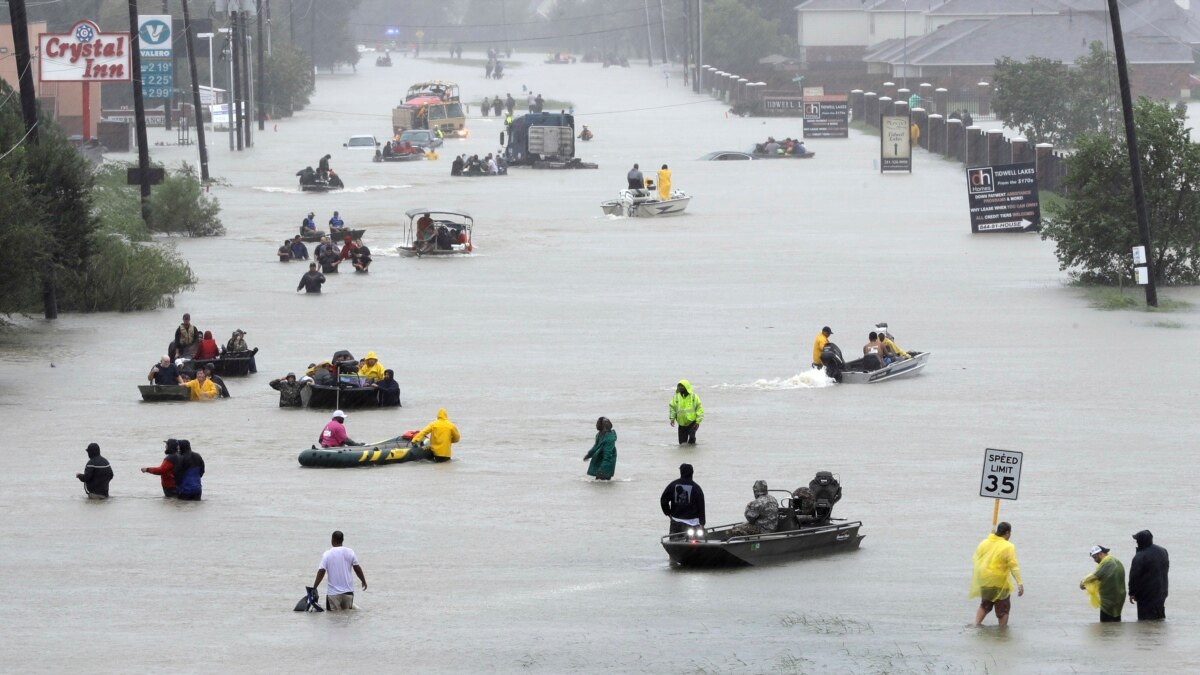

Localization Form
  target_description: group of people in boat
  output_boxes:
[379,138,428,159]
[298,211,351,238]
[296,154,342,188]
[151,315,258,400]
[451,152,507,176]
[811,325,912,373]
[625,163,674,201]
[755,137,807,156]
[277,350,400,407]
[661,467,842,537]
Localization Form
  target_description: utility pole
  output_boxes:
[162,0,173,130]
[697,0,703,92]
[257,0,265,131]
[128,0,154,226]
[8,0,55,319]
[682,0,692,90]
[240,10,252,146]
[181,0,209,180]
[658,0,668,65]
[1106,0,1158,306]
[309,1,316,72]
[643,0,654,66]
[231,12,243,150]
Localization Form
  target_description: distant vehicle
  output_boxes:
[344,134,379,150]
[398,129,443,149]
[700,151,754,161]
[503,112,595,169]
[545,52,576,64]
[392,80,468,138]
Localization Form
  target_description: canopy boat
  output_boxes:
[600,189,691,218]
[139,384,190,402]
[397,208,473,257]
[301,226,367,243]
[298,434,432,468]
[662,472,863,568]
[819,325,930,384]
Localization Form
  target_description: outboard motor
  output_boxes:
[819,343,845,382]
[809,471,842,521]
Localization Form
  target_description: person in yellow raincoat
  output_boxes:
[357,351,385,381]
[812,326,833,368]
[970,521,1024,626]
[181,370,219,401]
[1080,545,1126,622]
[669,380,704,445]
[411,408,460,462]
[656,164,672,201]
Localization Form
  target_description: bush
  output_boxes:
[149,163,225,237]
[58,232,196,312]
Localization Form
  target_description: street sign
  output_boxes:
[965,162,1041,233]
[980,448,1023,500]
[880,115,911,172]
[802,95,848,138]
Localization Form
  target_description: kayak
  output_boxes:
[298,435,432,468]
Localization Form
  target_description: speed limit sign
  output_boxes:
[980,448,1022,500]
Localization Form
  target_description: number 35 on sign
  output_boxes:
[980,448,1023,500]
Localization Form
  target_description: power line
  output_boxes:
[348,6,649,31]
[0,120,39,163]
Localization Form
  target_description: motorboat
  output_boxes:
[376,54,393,67]
[600,189,691,218]
[299,434,434,468]
[301,374,396,410]
[138,384,189,402]
[187,348,259,376]
[819,323,930,383]
[397,208,473,257]
[297,169,344,192]
[300,227,367,243]
[663,472,863,568]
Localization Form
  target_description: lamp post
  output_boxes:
[902,0,909,91]
[197,32,215,94]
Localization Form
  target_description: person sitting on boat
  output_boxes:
[290,236,309,261]
[451,155,464,176]
[297,167,317,186]
[466,155,483,175]
[410,408,460,462]
[764,138,781,155]
[194,331,220,361]
[179,369,219,401]
[278,240,294,262]
[862,332,886,371]
[486,154,499,175]
[312,361,337,386]
[148,355,179,385]
[317,154,332,181]
[578,125,593,141]
[319,410,363,448]
[357,351,385,381]
[627,163,644,190]
[495,151,508,174]
[226,329,248,353]
[657,164,672,202]
[329,211,345,232]
[351,240,372,272]
[729,480,779,537]
[879,332,910,362]
[373,369,401,407]
[791,140,807,155]
[416,213,436,252]
[202,363,231,399]
[174,313,200,360]
[270,372,306,408]
[301,212,317,234]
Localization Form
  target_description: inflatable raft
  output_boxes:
[298,434,432,468]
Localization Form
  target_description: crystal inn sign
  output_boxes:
[39,20,132,82]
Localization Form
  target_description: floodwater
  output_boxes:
[2,51,1199,674]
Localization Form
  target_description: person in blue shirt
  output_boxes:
[289,236,309,260]
[329,211,345,232]
[148,355,179,385]
[300,212,317,235]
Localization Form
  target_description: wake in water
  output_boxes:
[714,370,835,390]
[250,185,413,194]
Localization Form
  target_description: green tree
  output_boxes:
[1042,98,1200,285]
[264,42,315,116]
[702,0,793,71]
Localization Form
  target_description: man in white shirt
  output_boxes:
[312,530,368,610]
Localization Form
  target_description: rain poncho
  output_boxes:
[358,351,385,380]
[657,168,672,201]
[669,380,704,426]
[183,377,219,401]
[584,430,617,479]
[1082,555,1126,617]
[412,408,460,458]
[969,533,1023,600]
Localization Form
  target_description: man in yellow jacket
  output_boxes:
[669,380,704,445]
[411,408,460,462]
[656,164,672,201]
[357,351,385,381]
[812,326,833,368]
[970,521,1025,626]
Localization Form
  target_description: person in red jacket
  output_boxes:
[194,331,220,360]
[339,234,358,261]
[141,439,180,497]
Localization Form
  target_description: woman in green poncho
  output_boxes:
[583,417,617,481]
[1080,545,1126,622]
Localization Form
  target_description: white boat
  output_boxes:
[600,189,691,218]
[397,208,474,257]
[835,350,931,384]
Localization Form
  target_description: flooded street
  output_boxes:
[2,52,1199,673]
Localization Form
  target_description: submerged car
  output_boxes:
[700,150,754,161]
[398,129,443,149]
[344,134,379,150]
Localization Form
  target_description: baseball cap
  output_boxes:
[1089,545,1109,556]
[332,410,347,419]
[822,326,832,334]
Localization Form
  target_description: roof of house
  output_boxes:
[866,12,1193,66]
[925,0,1061,16]
[795,0,877,12]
